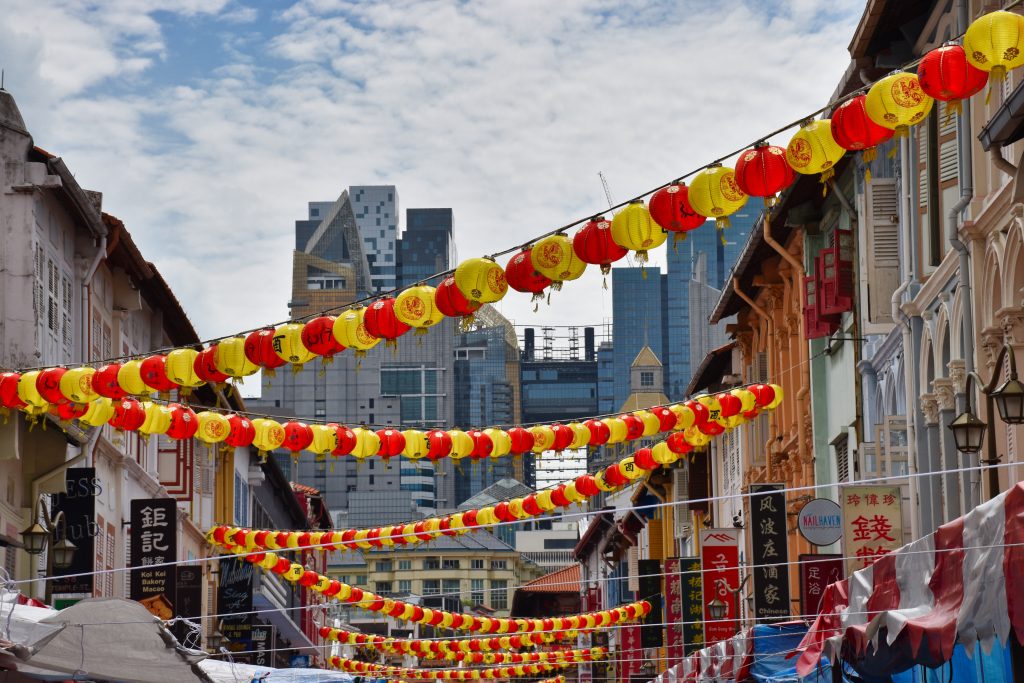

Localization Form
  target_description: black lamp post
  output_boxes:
[948,343,1024,500]
[20,495,76,603]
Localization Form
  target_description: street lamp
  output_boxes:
[707,598,728,621]
[20,495,76,602]
[947,342,1024,499]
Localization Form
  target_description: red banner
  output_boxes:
[664,558,683,665]
[619,624,642,683]
[798,554,843,617]
[700,528,740,645]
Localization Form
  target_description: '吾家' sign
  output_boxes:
[129,498,178,620]
[749,484,791,621]
[840,485,903,576]
[700,528,740,645]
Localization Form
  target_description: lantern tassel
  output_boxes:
[291,363,303,375]
[602,276,608,291]
[414,327,429,336]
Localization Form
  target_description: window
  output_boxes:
[470,579,485,604]
[233,472,249,526]
[490,560,507,570]
[423,557,440,570]
[398,560,412,571]
[422,580,440,595]
[398,579,412,594]
[306,276,347,290]
[543,538,577,550]
[471,559,485,570]
[375,581,393,595]
[443,579,460,596]
[490,580,508,610]
[442,559,460,570]
[640,371,654,387]
[375,560,393,572]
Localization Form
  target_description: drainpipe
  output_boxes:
[991,147,1017,177]
[80,235,107,363]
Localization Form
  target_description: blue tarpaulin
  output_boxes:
[746,623,831,683]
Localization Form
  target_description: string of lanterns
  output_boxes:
[328,647,606,668]
[328,656,573,680]
[317,626,577,656]
[207,393,781,558]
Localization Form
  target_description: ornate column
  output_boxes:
[934,377,961,522]
[920,392,942,532]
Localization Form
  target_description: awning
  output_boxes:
[253,592,319,655]
[796,481,1024,678]
[200,660,354,683]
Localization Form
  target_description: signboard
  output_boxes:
[618,624,642,683]
[173,565,203,647]
[51,468,100,595]
[798,554,843,617]
[797,498,843,546]
[129,498,178,619]
[637,559,663,648]
[252,625,276,667]
[748,484,791,621]
[679,557,704,654]
[218,557,254,647]
[840,485,903,575]
[699,528,740,645]
[664,558,683,665]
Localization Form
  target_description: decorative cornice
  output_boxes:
[933,377,957,411]
[920,393,940,425]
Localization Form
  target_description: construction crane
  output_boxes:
[598,171,614,210]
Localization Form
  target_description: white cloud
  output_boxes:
[0,0,864,342]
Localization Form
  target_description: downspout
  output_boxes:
[733,278,780,478]
[80,235,107,363]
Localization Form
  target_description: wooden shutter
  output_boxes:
[626,546,639,593]
[673,468,691,540]
[938,102,959,184]
[865,178,900,324]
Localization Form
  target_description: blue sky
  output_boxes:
[0,0,864,339]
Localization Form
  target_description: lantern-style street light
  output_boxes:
[20,495,76,603]
[707,598,728,621]
[948,343,1024,499]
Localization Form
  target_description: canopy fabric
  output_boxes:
[199,660,354,683]
[796,481,1024,678]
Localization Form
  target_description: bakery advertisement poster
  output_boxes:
[129,498,178,619]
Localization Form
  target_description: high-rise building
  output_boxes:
[397,209,455,287]
[350,185,399,293]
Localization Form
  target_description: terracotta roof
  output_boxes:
[518,564,580,594]
[291,482,322,496]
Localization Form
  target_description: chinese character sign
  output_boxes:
[638,559,663,648]
[675,557,705,655]
[840,485,903,576]
[798,554,842,617]
[664,558,683,665]
[130,498,178,619]
[749,484,791,621]
[700,529,740,645]
[618,624,642,683]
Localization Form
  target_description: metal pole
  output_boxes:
[984,391,1001,502]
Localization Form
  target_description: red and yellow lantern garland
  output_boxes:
[328,653,593,680]
[318,626,578,657]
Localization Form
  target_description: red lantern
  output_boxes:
[494,501,513,522]
[620,414,644,440]
[830,95,894,172]
[583,419,610,446]
[751,383,776,408]
[194,346,229,385]
[507,427,535,454]
[244,329,288,375]
[36,367,68,404]
[550,485,570,507]
[140,355,179,393]
[918,44,987,112]
[165,404,198,440]
[633,448,657,470]
[651,406,677,432]
[377,428,406,457]
[522,495,542,516]
[716,392,742,418]
[435,276,481,319]
[332,424,357,456]
[91,364,126,400]
[698,419,725,437]
[109,398,145,431]
[426,429,453,460]
[364,298,411,346]
[52,401,87,421]
[225,414,255,448]
[686,400,709,427]
[572,217,628,275]
[648,183,707,240]
[504,249,551,303]
[283,421,314,452]
[549,423,574,451]
[575,474,599,497]
[0,373,27,409]
[302,316,345,359]
[666,431,693,455]
[468,429,493,459]
[734,143,795,202]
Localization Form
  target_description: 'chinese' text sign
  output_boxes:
[840,485,903,576]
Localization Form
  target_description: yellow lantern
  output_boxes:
[16,371,48,415]
[117,360,150,397]
[508,498,528,519]
[531,234,587,289]
[563,482,585,503]
[309,424,339,454]
[964,11,1024,82]
[633,410,660,436]
[535,490,557,511]
[215,336,259,379]
[139,402,172,436]
[59,367,96,404]
[476,507,497,526]
[395,285,444,332]
[696,394,723,423]
[195,411,230,444]
[252,418,286,453]
[687,165,749,232]
[602,417,628,444]
[529,425,555,453]
[865,72,933,136]
[273,323,316,369]
[767,383,784,410]
[567,422,591,449]
[350,427,381,460]
[609,201,666,264]
[618,456,643,480]
[593,471,617,492]
[651,441,679,466]
[484,428,511,457]
[786,119,847,184]
[670,403,695,430]
[447,429,474,460]
[454,258,508,305]
[79,397,115,427]
[332,308,381,355]
[165,348,204,390]
[731,387,757,414]
[684,426,711,448]
[402,429,429,459]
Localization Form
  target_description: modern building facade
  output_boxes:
[397,208,455,287]
[350,185,399,293]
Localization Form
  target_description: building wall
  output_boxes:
[350,185,398,293]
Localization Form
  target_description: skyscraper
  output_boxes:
[398,209,455,287]
[350,186,399,293]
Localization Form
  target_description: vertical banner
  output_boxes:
[840,485,904,575]
[218,557,254,648]
[664,558,683,666]
[748,484,791,621]
[700,528,740,645]
[637,559,663,648]
[251,624,276,667]
[129,498,178,619]
[51,467,99,595]
[798,554,843,617]
[618,624,642,683]
[680,557,704,654]
[173,564,203,647]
